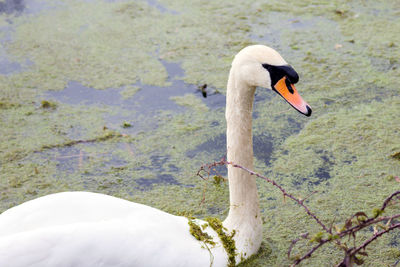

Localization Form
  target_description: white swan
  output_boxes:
[0,45,311,267]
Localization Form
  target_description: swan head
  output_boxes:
[232,45,312,116]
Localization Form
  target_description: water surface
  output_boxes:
[1,0,399,266]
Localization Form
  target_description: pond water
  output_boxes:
[1,0,399,266]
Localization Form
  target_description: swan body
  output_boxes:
[0,45,311,266]
[0,192,227,267]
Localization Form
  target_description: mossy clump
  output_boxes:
[122,121,132,128]
[0,102,19,109]
[391,151,400,160]
[206,217,237,267]
[309,232,324,243]
[212,175,224,185]
[40,100,57,109]
[188,218,216,246]
[372,208,384,218]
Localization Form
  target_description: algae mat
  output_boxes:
[0,0,399,266]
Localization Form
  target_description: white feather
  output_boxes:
[0,192,227,267]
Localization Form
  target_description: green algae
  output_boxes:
[251,99,400,265]
[170,93,209,113]
[121,122,132,128]
[0,100,118,210]
[40,100,57,109]
[272,98,400,185]
[3,0,258,92]
[237,243,273,267]
[212,175,225,186]
[205,217,237,267]
[120,85,141,100]
[188,218,216,246]
[391,152,400,161]
[0,0,399,266]
[6,1,168,90]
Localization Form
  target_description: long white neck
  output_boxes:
[223,65,263,261]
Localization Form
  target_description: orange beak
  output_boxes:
[273,77,312,116]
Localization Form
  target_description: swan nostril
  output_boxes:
[285,77,294,94]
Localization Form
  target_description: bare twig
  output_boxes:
[197,160,400,266]
[337,223,400,267]
[288,233,309,259]
[225,160,331,233]
[38,131,123,152]
[352,222,400,255]
[380,191,400,212]
[291,241,326,267]
[338,214,400,239]
[197,159,227,206]
[294,213,400,266]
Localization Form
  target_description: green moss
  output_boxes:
[120,85,141,100]
[187,218,216,246]
[237,243,272,267]
[205,217,237,267]
[41,100,57,109]
[391,152,400,161]
[121,122,132,128]
[0,102,20,109]
[309,232,324,243]
[212,175,224,186]
[170,94,209,112]
[372,208,384,218]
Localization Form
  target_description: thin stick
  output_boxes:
[350,222,400,257]
[197,160,400,267]
[225,160,330,233]
[290,242,326,267]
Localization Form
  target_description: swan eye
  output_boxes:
[261,63,299,88]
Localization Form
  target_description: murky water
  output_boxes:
[0,0,25,14]
[1,0,399,266]
[45,59,226,136]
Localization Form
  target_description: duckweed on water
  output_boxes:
[120,85,141,100]
[170,94,209,113]
[1,0,399,266]
[121,122,132,128]
[40,100,57,109]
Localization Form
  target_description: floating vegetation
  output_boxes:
[122,122,132,128]
[0,0,399,266]
[40,100,57,109]
[391,152,400,161]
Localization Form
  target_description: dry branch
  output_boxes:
[197,160,400,266]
